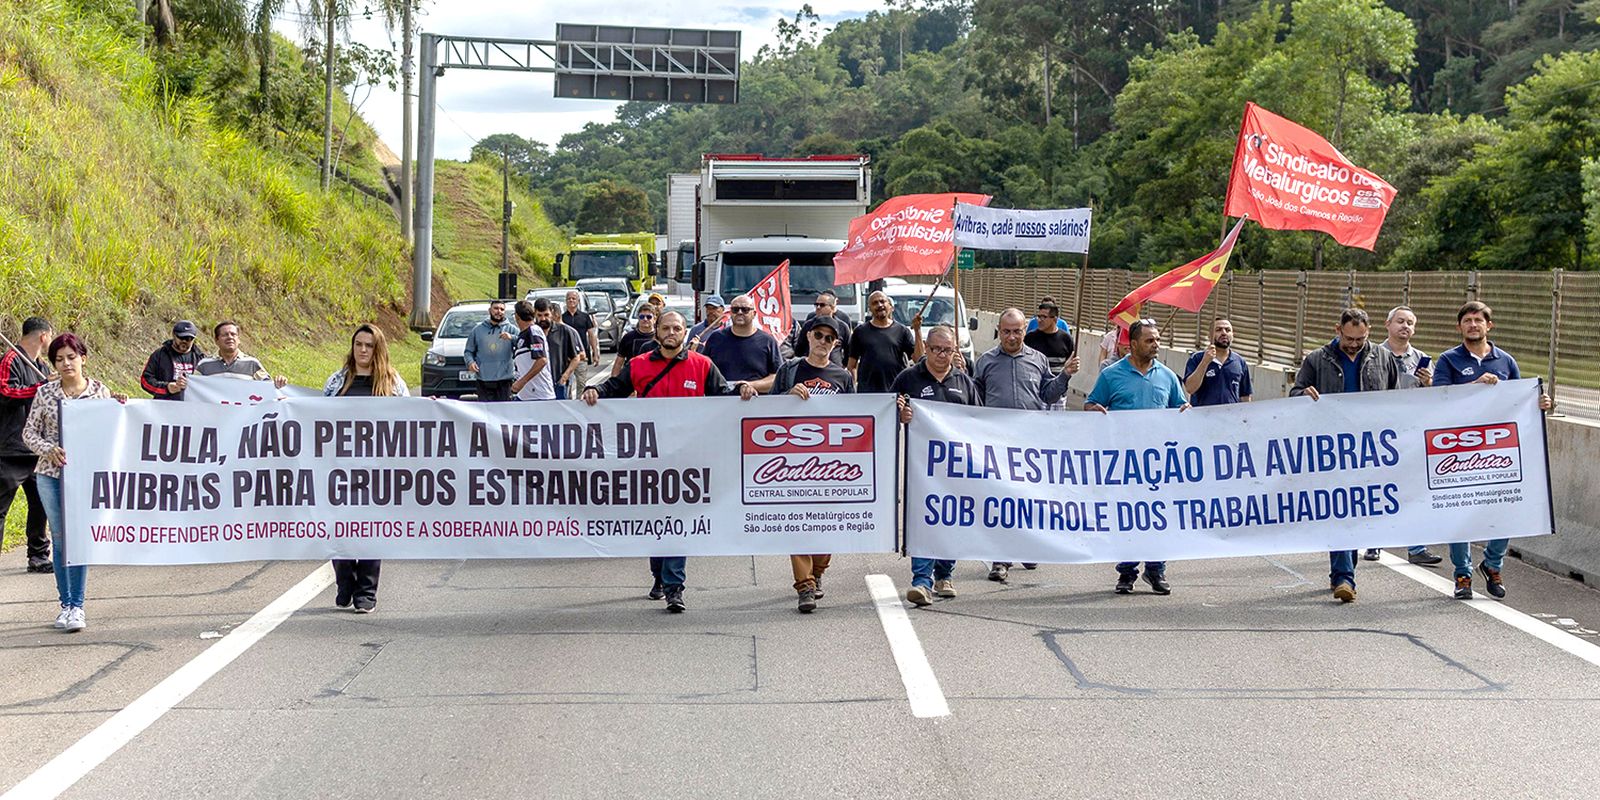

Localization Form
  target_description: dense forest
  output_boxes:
[482,0,1600,273]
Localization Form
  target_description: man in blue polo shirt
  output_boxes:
[1434,301,1554,601]
[1183,318,1252,406]
[1085,318,1188,595]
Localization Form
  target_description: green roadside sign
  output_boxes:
[957,250,975,271]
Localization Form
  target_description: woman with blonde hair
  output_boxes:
[322,323,408,612]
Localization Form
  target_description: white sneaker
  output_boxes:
[53,605,70,629]
[64,606,85,632]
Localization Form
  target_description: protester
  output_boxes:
[613,306,658,377]
[793,290,852,366]
[563,290,600,371]
[893,326,980,606]
[322,324,409,613]
[1,317,54,573]
[770,324,856,613]
[1182,319,1253,406]
[1433,301,1553,601]
[1024,295,1066,334]
[1369,306,1443,565]
[463,300,517,402]
[975,308,1080,581]
[848,291,920,393]
[1022,298,1075,375]
[537,298,586,398]
[1098,326,1130,368]
[687,295,726,350]
[1085,319,1189,595]
[25,333,123,632]
[510,300,553,401]
[140,320,205,400]
[196,321,288,387]
[1288,308,1401,603]
[584,310,757,612]
[701,294,782,393]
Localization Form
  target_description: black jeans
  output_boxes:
[0,462,48,563]
[332,560,382,603]
[476,379,512,401]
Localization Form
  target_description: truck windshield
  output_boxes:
[719,251,855,304]
[570,251,638,279]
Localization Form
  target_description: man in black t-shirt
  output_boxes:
[849,290,920,392]
[562,290,599,367]
[770,323,855,614]
[612,308,659,377]
[1022,299,1075,371]
[701,294,782,391]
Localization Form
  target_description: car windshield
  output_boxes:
[437,310,488,339]
[570,250,638,279]
[890,296,958,328]
[583,292,612,314]
[719,251,855,305]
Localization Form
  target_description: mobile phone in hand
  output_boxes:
[1416,355,1431,374]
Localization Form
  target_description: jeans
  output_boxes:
[790,554,831,592]
[1116,561,1166,577]
[650,556,686,587]
[475,379,512,401]
[1450,539,1507,579]
[1329,550,1357,588]
[554,384,568,400]
[910,558,954,589]
[332,559,381,603]
[37,475,86,607]
[1407,545,1430,556]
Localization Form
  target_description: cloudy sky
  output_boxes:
[278,0,877,160]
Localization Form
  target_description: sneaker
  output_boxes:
[797,589,816,614]
[905,585,932,607]
[1021,563,1038,570]
[352,598,376,613]
[1332,581,1356,603]
[812,575,824,599]
[1143,571,1171,595]
[665,586,686,613]
[1478,563,1506,599]
[63,606,85,632]
[334,588,352,608]
[1362,549,1381,561]
[1454,575,1473,600]
[53,605,70,629]
[1115,574,1135,594]
[1407,549,1444,566]
[987,563,1008,582]
[648,580,665,601]
[28,559,53,573]
[933,579,957,598]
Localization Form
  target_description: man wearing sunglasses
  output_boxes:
[701,294,782,393]
[771,323,857,613]
[849,290,921,393]
[611,307,660,378]
[793,290,852,367]
[1085,318,1190,596]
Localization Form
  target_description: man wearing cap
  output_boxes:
[1,317,54,572]
[687,295,727,351]
[141,321,206,401]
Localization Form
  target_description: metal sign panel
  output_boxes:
[553,24,739,104]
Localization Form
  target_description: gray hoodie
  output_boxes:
[463,318,519,382]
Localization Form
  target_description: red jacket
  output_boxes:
[595,348,735,398]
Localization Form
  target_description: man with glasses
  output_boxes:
[893,326,981,606]
[1289,308,1401,603]
[1085,318,1189,596]
[849,290,921,393]
[1366,306,1443,565]
[686,295,727,351]
[612,307,659,377]
[1023,299,1075,379]
[702,294,782,393]
[793,290,852,367]
[771,323,857,613]
[975,308,1081,581]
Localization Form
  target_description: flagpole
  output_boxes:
[1072,249,1088,358]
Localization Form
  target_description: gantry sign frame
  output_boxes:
[410,26,741,328]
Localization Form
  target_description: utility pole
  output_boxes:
[501,144,511,274]
[400,1,414,244]
[320,0,334,191]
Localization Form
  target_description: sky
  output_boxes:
[276,1,876,161]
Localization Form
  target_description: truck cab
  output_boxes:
[554,232,657,295]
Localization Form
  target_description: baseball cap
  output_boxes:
[172,320,199,340]
[704,295,726,308]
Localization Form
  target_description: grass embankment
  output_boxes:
[430,159,562,300]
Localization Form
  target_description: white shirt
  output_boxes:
[512,325,555,401]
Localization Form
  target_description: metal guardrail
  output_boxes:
[959,268,1596,404]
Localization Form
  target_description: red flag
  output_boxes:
[833,193,992,284]
[747,260,793,341]
[1224,102,1396,251]
[1109,217,1245,327]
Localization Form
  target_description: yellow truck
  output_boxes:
[553,233,656,295]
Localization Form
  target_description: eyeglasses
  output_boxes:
[809,330,836,343]
[927,345,956,355]
[638,314,655,320]
[730,307,755,314]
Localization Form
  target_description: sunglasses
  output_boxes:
[730,307,755,314]
[809,331,836,342]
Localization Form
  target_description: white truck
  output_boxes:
[691,154,872,325]
[664,173,699,296]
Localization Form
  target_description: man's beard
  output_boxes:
[537,319,551,330]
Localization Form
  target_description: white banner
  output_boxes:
[184,375,319,405]
[906,380,1552,563]
[64,395,898,564]
[952,202,1092,253]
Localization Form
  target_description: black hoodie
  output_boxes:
[141,339,205,400]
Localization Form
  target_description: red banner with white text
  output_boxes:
[833,193,992,284]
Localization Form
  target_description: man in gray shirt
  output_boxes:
[195,321,287,387]
[464,300,518,401]
[1369,305,1442,565]
[972,308,1081,581]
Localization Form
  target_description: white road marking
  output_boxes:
[2,564,333,800]
[1377,552,1600,668]
[865,574,950,719]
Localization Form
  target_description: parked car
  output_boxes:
[575,277,633,309]
[880,283,978,366]
[419,301,494,398]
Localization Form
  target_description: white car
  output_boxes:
[879,283,978,365]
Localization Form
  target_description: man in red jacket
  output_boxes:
[583,310,756,612]
[1,317,54,572]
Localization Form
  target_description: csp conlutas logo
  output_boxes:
[1423,422,1522,490]
[741,417,876,505]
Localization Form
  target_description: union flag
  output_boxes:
[1109,217,1245,327]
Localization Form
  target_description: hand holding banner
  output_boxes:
[833,193,991,284]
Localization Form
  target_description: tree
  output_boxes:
[576,180,653,233]
[471,134,550,181]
